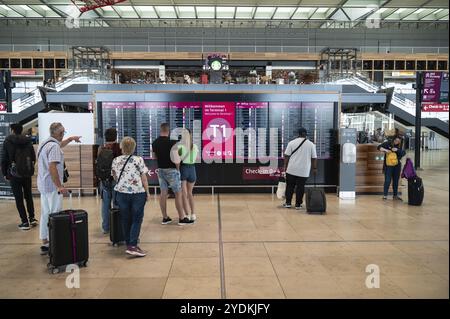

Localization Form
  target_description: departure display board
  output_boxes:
[301,102,334,159]
[236,102,269,160]
[169,102,202,150]
[269,102,302,159]
[136,102,169,159]
[202,102,235,160]
[101,100,335,162]
[101,102,136,142]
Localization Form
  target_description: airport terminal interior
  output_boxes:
[0,0,449,300]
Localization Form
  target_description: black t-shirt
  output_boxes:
[152,136,177,169]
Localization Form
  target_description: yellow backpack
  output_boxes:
[386,152,398,166]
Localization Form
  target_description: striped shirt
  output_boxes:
[37,137,64,194]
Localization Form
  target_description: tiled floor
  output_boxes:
[0,150,448,299]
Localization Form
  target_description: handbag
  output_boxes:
[276,177,286,199]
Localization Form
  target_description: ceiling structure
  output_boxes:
[0,0,448,29]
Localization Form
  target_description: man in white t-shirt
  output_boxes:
[282,128,317,209]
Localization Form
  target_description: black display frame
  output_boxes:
[97,92,339,189]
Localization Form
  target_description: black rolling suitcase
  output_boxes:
[47,191,89,274]
[408,176,424,206]
[110,207,125,246]
[305,175,326,214]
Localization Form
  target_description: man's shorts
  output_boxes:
[157,168,182,193]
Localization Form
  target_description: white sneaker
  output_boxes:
[190,214,197,221]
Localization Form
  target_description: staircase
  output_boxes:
[333,74,449,138]
[12,70,111,125]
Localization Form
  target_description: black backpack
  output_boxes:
[11,144,35,178]
[96,147,114,181]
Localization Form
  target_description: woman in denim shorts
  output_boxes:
[179,129,199,221]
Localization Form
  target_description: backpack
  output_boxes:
[401,158,416,179]
[386,152,398,167]
[96,147,114,181]
[10,144,35,178]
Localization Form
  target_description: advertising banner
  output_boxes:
[202,102,235,160]
[11,70,36,76]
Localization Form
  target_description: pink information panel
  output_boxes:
[202,102,235,160]
[169,102,201,109]
[102,102,135,109]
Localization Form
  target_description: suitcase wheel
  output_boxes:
[49,267,60,274]
[82,261,89,267]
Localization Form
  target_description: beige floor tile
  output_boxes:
[170,257,220,277]
[410,254,449,275]
[175,243,219,258]
[345,242,409,257]
[163,276,221,299]
[387,274,449,299]
[99,278,166,298]
[391,241,449,256]
[333,274,409,299]
[318,256,371,276]
[278,274,346,299]
[224,257,276,277]
[114,258,173,278]
[226,276,285,299]
[371,255,435,276]
[223,243,268,258]
[270,256,330,277]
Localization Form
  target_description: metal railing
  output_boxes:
[13,70,111,113]
[0,43,448,54]
[333,74,449,122]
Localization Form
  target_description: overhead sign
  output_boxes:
[11,70,36,76]
[423,72,449,104]
[422,103,449,112]
[0,102,6,112]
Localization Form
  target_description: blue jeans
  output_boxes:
[116,192,147,247]
[101,180,116,232]
[180,164,197,183]
[157,168,182,193]
[384,165,401,197]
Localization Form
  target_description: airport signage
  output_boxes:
[422,103,449,112]
[11,70,36,76]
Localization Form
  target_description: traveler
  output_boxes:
[111,137,149,257]
[282,128,317,209]
[152,123,194,225]
[96,128,122,234]
[37,122,81,255]
[378,136,406,200]
[1,123,37,230]
[179,128,199,221]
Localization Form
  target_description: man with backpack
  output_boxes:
[96,128,122,234]
[1,123,37,230]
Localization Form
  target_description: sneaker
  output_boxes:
[18,223,30,231]
[29,218,38,227]
[295,205,303,210]
[393,196,402,201]
[382,196,388,200]
[125,246,147,257]
[161,217,172,225]
[190,214,197,221]
[40,245,49,255]
[282,203,292,209]
[102,230,109,235]
[178,217,195,225]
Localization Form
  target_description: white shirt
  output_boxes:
[284,137,317,178]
